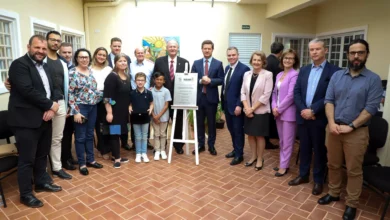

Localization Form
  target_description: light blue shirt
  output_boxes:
[130,60,154,90]
[203,57,213,75]
[151,86,172,122]
[305,60,326,107]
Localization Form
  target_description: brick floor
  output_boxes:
[1,125,389,220]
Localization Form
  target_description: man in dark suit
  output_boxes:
[221,47,250,165]
[107,37,132,150]
[191,40,224,155]
[152,40,190,154]
[8,35,62,208]
[289,38,340,195]
[265,42,284,149]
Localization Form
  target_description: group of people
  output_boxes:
[6,31,383,220]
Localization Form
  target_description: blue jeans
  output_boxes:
[73,104,97,166]
[133,123,149,154]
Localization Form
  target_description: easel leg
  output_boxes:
[193,110,199,165]
[168,109,177,164]
[183,109,189,155]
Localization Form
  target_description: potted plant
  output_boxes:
[215,101,225,129]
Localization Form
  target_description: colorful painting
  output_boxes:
[142,36,180,63]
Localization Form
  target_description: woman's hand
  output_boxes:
[272,108,279,117]
[106,113,113,123]
[74,113,84,124]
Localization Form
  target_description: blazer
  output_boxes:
[191,57,224,105]
[293,61,341,125]
[152,55,190,102]
[266,54,283,84]
[271,68,299,122]
[240,69,273,114]
[8,54,55,128]
[108,52,131,74]
[221,61,250,115]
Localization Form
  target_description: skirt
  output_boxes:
[244,113,270,137]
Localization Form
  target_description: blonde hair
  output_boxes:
[249,51,267,68]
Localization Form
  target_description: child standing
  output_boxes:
[151,72,172,160]
[130,72,153,163]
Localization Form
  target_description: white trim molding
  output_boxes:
[316,25,368,39]
[0,9,22,57]
[271,33,315,42]
[30,17,57,36]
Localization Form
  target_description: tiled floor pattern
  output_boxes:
[1,126,389,220]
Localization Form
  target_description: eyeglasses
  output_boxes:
[283,57,295,60]
[77,56,89,60]
[48,38,62,43]
[136,79,145,82]
[348,51,366,56]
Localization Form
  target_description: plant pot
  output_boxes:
[216,119,225,129]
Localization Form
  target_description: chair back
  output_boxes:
[0,111,13,140]
[368,116,388,152]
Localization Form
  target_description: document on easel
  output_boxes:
[173,73,197,107]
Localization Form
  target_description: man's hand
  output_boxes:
[301,109,314,120]
[234,106,242,116]
[201,76,211,85]
[147,108,153,115]
[339,125,353,134]
[106,113,113,123]
[329,122,340,135]
[153,116,160,124]
[128,106,133,114]
[4,78,11,91]
[272,108,279,117]
[51,102,59,113]
[43,110,55,121]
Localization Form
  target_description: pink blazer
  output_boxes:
[271,68,299,122]
[240,69,273,114]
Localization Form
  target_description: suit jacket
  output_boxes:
[293,61,341,125]
[191,57,224,105]
[8,54,55,128]
[266,54,283,84]
[152,55,190,102]
[221,61,250,115]
[272,68,299,122]
[240,69,273,114]
[108,53,131,74]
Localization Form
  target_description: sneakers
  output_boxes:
[135,154,142,163]
[114,162,121,168]
[154,151,160,160]
[111,158,129,163]
[52,169,72,180]
[142,153,150,163]
[161,151,167,160]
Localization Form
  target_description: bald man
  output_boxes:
[130,47,154,89]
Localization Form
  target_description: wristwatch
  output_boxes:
[348,122,356,130]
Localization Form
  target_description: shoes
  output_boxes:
[154,151,160,160]
[63,160,76,170]
[318,194,340,205]
[254,158,264,171]
[288,176,309,186]
[111,158,129,163]
[122,143,132,151]
[79,167,89,175]
[174,147,184,154]
[114,162,121,168]
[135,154,142,163]
[225,151,235,158]
[52,169,72,180]
[161,151,167,160]
[142,153,149,163]
[275,168,289,177]
[70,157,78,165]
[245,159,257,167]
[209,147,217,156]
[35,183,62,193]
[86,162,103,169]
[273,167,279,171]
[192,146,205,155]
[147,141,154,150]
[343,205,356,220]
[312,183,323,195]
[20,195,43,208]
[265,142,279,149]
[230,157,243,166]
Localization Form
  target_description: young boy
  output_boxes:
[151,72,172,160]
[129,72,154,163]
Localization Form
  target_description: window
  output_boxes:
[229,33,261,68]
[60,26,85,52]
[30,17,56,37]
[33,24,55,37]
[0,10,21,94]
[272,35,314,67]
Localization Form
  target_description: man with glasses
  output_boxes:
[318,39,383,220]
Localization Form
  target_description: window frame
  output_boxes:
[30,17,56,37]
[59,26,85,52]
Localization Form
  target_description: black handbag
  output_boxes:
[130,112,150,124]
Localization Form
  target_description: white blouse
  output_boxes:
[92,66,112,91]
[277,81,282,107]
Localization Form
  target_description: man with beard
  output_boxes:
[45,31,72,179]
[8,35,62,208]
[318,39,383,220]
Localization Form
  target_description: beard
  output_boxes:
[348,58,366,71]
[29,51,46,64]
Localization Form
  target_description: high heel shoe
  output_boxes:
[275,168,289,177]
[245,159,257,167]
[254,158,264,171]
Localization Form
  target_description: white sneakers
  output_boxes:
[160,151,167,160]
[135,154,142,163]
[141,153,149,163]
[137,152,166,163]
[154,151,160,161]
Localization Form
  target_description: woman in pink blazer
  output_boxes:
[271,49,300,176]
[241,51,273,171]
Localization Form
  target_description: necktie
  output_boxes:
[203,59,209,93]
[224,68,233,99]
[170,60,174,81]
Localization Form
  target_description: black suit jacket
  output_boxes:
[152,55,190,102]
[266,54,283,84]
[8,54,55,128]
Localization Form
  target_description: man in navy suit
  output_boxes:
[221,47,250,165]
[191,40,224,155]
[289,38,340,195]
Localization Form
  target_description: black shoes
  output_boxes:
[254,158,264,171]
[288,176,310,186]
[343,205,356,220]
[122,144,132,151]
[312,183,323,195]
[52,169,72,180]
[225,151,235,158]
[245,159,257,167]
[35,183,62,193]
[86,162,103,169]
[175,147,184,154]
[80,167,89,176]
[275,168,289,177]
[62,159,76,170]
[230,157,243,166]
[20,195,43,208]
[317,194,340,205]
[209,147,217,156]
[192,146,205,155]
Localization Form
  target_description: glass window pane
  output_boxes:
[0,22,3,32]
[1,70,7,82]
[4,23,10,34]
[5,35,11,46]
[0,60,5,69]
[6,47,12,57]
[0,48,4,57]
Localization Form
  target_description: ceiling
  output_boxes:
[84,0,272,3]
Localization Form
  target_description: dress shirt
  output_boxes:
[168,56,178,74]
[306,60,326,107]
[110,53,115,68]
[203,57,213,75]
[224,61,238,85]
[130,59,154,89]
[27,54,51,99]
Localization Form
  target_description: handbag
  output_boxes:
[130,112,150,124]
[100,123,121,135]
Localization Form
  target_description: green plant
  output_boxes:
[216,101,224,123]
